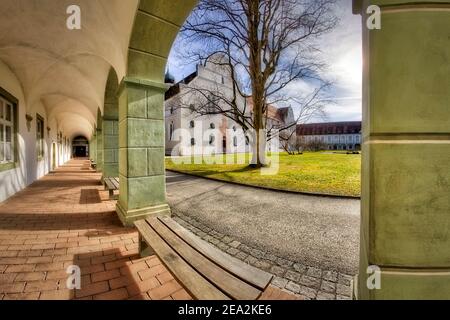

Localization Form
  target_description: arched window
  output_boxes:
[209,135,215,145]
[232,126,237,132]
[191,138,196,146]
[170,106,174,114]
[245,136,250,146]
[169,122,174,141]
[189,104,195,113]
[190,121,195,128]
[233,136,238,147]
[210,123,215,129]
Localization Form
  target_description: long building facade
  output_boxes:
[296,121,362,151]
[165,61,295,156]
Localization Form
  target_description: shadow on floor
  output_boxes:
[80,189,102,205]
[0,212,126,232]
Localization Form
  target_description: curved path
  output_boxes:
[166,171,360,275]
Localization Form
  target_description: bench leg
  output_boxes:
[139,234,155,258]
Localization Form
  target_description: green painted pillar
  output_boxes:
[90,131,97,163]
[116,78,170,226]
[354,1,450,300]
[103,71,120,179]
[96,112,104,172]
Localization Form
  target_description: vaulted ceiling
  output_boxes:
[0,0,139,139]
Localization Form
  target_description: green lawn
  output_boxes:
[166,152,361,197]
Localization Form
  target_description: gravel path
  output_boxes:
[166,171,360,275]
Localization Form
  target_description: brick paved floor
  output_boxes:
[0,159,298,300]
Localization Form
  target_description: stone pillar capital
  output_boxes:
[118,77,170,95]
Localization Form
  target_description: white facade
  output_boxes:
[297,122,362,151]
[166,62,252,156]
[0,60,73,202]
[165,62,296,156]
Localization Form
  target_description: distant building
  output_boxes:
[165,60,295,156]
[296,121,362,151]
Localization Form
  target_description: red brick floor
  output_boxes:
[0,159,298,300]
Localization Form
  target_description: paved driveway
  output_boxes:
[166,171,360,275]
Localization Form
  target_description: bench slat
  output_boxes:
[104,178,119,191]
[112,178,120,190]
[135,220,229,300]
[148,218,262,300]
[104,180,116,191]
[159,216,273,291]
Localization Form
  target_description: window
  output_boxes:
[189,104,195,113]
[190,138,196,146]
[232,126,237,132]
[169,122,174,141]
[233,136,238,147]
[210,123,215,129]
[209,135,215,145]
[245,136,250,146]
[0,95,16,165]
[170,106,174,115]
[189,120,195,128]
[36,115,45,159]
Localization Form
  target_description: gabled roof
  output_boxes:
[246,98,288,123]
[165,70,198,100]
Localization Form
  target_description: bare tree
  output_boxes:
[177,0,337,167]
[305,138,327,152]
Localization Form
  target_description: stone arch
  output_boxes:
[115,0,197,226]
[99,68,121,178]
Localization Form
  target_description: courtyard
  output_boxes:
[0,0,448,301]
[166,152,361,197]
[167,171,358,299]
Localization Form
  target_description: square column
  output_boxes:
[116,78,170,226]
[103,74,120,179]
[102,120,119,178]
[96,116,104,172]
[90,132,97,163]
[355,1,450,299]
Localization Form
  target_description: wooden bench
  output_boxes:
[135,216,273,300]
[103,177,119,200]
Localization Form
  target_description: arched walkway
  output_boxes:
[0,0,448,300]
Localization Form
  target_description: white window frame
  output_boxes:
[0,96,15,164]
[36,114,45,159]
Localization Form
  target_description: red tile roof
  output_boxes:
[297,121,362,135]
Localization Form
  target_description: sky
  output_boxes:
[168,0,362,123]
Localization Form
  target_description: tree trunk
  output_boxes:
[247,0,266,168]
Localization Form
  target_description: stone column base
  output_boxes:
[116,202,171,227]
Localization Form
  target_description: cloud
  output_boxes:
[168,0,363,123]
[318,0,362,121]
